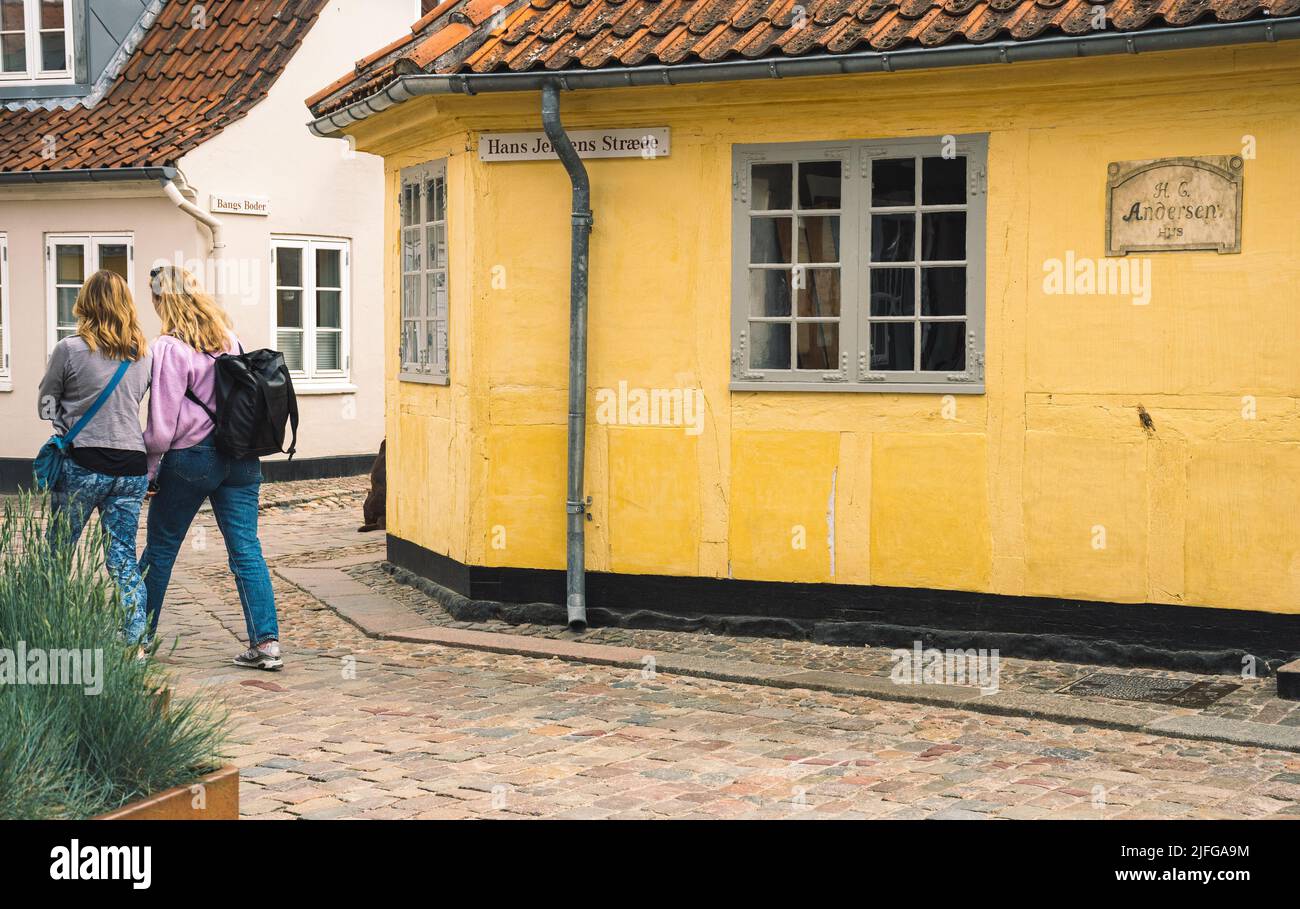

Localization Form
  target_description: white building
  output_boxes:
[0,0,421,488]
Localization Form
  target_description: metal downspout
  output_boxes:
[540,81,592,632]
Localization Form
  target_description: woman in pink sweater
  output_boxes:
[139,266,282,670]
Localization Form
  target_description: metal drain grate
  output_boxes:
[1058,672,1240,708]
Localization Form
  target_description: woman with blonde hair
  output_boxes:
[140,266,283,670]
[37,269,153,643]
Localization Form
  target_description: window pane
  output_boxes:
[797,322,837,370]
[276,247,302,287]
[922,211,966,261]
[750,217,792,264]
[40,0,63,28]
[872,158,915,207]
[428,271,447,317]
[798,161,840,209]
[277,290,302,328]
[921,267,965,316]
[55,244,84,283]
[796,216,839,264]
[0,33,23,72]
[401,183,417,228]
[922,156,966,205]
[40,30,63,71]
[749,321,790,370]
[870,268,914,317]
[315,331,341,371]
[871,213,915,262]
[751,163,791,211]
[402,275,419,317]
[417,320,431,366]
[796,268,840,317]
[401,321,418,368]
[922,321,966,371]
[402,229,421,272]
[426,174,445,223]
[435,321,448,371]
[0,0,24,30]
[316,289,341,328]
[870,322,914,371]
[748,269,790,317]
[316,248,341,288]
[57,287,77,324]
[427,224,446,269]
[98,244,128,279]
[277,330,303,371]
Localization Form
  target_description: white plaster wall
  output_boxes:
[0,191,204,457]
[0,1,417,467]
[174,0,418,464]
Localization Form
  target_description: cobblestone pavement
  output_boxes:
[154,481,1300,819]
[349,563,1300,729]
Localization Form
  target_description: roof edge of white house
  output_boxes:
[306,16,1300,139]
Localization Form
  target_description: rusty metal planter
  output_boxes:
[95,766,239,821]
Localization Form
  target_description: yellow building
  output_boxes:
[307,1,1300,667]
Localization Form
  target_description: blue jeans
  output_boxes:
[139,435,279,647]
[50,460,150,642]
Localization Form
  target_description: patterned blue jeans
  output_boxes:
[49,460,150,643]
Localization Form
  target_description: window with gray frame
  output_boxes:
[399,159,448,383]
[731,136,987,393]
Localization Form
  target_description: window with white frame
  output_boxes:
[399,159,448,383]
[46,234,132,348]
[273,237,350,381]
[0,234,9,379]
[0,0,73,83]
[731,136,987,393]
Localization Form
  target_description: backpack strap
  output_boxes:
[185,388,218,425]
[61,359,131,449]
[284,369,299,459]
[184,344,227,425]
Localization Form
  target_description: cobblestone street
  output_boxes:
[156,480,1300,820]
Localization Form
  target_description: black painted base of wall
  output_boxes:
[387,533,1300,676]
[260,453,377,483]
[0,453,376,492]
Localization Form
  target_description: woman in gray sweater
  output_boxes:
[37,270,153,644]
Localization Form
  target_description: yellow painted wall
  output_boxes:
[350,43,1300,614]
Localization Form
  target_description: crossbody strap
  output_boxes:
[61,359,131,449]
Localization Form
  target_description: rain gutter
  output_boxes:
[308,17,1300,137]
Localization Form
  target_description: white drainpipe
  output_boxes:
[160,177,224,252]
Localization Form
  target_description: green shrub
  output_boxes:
[0,493,229,819]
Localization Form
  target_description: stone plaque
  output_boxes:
[1106,155,1243,255]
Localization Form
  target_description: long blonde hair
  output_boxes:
[150,265,233,353]
[74,270,148,361]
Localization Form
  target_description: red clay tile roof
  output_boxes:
[0,0,328,174]
[308,0,1300,116]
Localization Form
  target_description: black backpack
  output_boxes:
[186,346,299,460]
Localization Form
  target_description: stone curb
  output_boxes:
[274,563,1300,755]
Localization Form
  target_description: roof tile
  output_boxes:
[308,0,1293,116]
[3,0,327,173]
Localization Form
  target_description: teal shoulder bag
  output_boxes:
[33,359,131,491]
